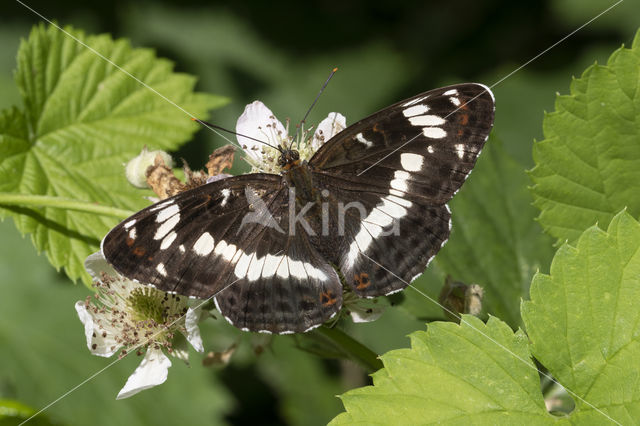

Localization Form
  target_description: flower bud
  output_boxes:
[125,147,174,188]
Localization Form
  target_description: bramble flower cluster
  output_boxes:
[75,252,204,399]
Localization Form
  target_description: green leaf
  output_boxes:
[0,23,227,285]
[530,29,640,244]
[423,138,554,328]
[331,316,551,425]
[332,211,640,425]
[0,399,56,426]
[522,210,640,423]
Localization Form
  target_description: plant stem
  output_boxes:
[316,326,383,372]
[0,193,134,218]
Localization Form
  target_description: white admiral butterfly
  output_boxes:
[102,83,495,334]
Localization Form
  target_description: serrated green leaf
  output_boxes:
[522,210,640,423]
[530,29,640,244]
[431,138,554,328]
[333,211,640,425]
[331,316,551,425]
[0,23,227,285]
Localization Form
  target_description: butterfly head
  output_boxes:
[278,149,301,170]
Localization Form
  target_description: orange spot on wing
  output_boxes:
[459,113,469,125]
[133,246,146,257]
[126,237,135,247]
[321,291,338,307]
[354,272,370,290]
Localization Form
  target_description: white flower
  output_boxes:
[236,100,346,173]
[75,252,204,399]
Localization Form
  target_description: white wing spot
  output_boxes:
[124,219,137,229]
[379,197,407,219]
[156,204,180,223]
[221,188,231,207]
[156,263,167,277]
[455,144,465,159]
[427,145,435,154]
[262,254,282,278]
[193,232,215,256]
[302,261,327,281]
[443,89,459,96]
[365,207,394,228]
[355,132,373,148]
[179,244,185,253]
[276,256,289,279]
[288,258,307,280]
[402,104,429,117]
[402,95,429,107]
[154,215,180,240]
[149,199,174,212]
[386,194,412,208]
[222,243,237,261]
[408,115,445,127]
[400,153,424,172]
[247,256,266,281]
[160,231,177,250]
[234,252,252,278]
[450,97,461,107]
[422,127,447,139]
[390,169,409,192]
[128,228,136,240]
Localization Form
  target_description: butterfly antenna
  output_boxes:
[192,118,283,153]
[289,67,338,150]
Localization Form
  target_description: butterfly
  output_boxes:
[102,83,495,334]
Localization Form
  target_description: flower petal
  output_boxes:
[183,307,204,353]
[74,301,121,357]
[312,112,346,150]
[116,348,172,399]
[84,251,117,282]
[236,101,287,161]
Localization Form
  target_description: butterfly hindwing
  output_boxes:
[311,172,451,297]
[214,226,342,334]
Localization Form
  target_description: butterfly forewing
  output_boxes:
[310,83,494,204]
[102,174,342,333]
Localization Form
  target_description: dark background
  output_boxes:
[0,1,637,425]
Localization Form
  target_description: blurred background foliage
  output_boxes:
[0,1,638,425]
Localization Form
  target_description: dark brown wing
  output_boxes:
[309,83,494,296]
[102,174,342,333]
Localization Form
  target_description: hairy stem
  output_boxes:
[0,193,134,218]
